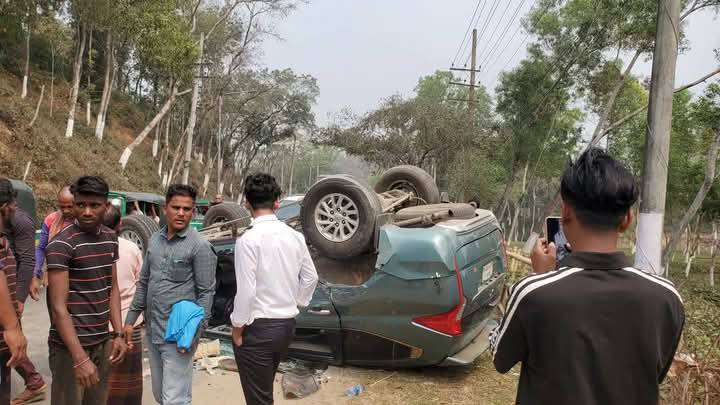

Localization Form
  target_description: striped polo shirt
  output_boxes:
[0,237,18,353]
[46,222,118,347]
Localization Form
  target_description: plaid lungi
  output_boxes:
[107,326,143,405]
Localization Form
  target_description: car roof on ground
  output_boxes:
[112,191,166,204]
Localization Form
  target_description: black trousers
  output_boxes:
[0,352,9,405]
[233,318,295,405]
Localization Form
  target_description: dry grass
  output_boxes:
[0,70,212,218]
[332,354,518,405]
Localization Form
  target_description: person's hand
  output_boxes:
[74,357,99,387]
[16,301,24,316]
[531,238,557,274]
[122,325,135,350]
[232,326,244,347]
[3,325,27,368]
[29,277,42,301]
[109,337,127,365]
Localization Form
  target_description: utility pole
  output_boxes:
[182,31,205,185]
[449,29,481,112]
[634,0,681,275]
[468,28,477,113]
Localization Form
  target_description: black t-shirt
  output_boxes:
[489,251,684,405]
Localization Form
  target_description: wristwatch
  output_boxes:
[110,331,126,339]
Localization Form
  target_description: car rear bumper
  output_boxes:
[439,319,498,366]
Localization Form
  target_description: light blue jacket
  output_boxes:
[164,300,205,350]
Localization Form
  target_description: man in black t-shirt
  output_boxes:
[490,148,684,405]
[46,176,127,405]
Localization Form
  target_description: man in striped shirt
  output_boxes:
[0,179,28,404]
[490,148,684,404]
[46,176,127,405]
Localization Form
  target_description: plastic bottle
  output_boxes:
[345,384,364,397]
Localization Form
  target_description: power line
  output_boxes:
[451,0,483,67]
[498,4,550,75]
[473,0,515,68]
[459,1,491,67]
[464,0,502,66]
[478,0,529,73]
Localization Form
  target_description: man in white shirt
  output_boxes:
[231,173,318,405]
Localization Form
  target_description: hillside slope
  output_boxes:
[0,70,180,218]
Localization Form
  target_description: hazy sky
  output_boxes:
[261,1,720,126]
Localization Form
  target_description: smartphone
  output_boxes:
[545,216,570,263]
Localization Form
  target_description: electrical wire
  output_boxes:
[473,0,516,68]
[451,0,484,67]
[479,0,530,73]
[464,0,502,66]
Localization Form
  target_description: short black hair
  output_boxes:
[243,173,282,209]
[166,184,197,202]
[0,178,16,206]
[560,147,639,231]
[103,205,122,230]
[70,176,109,198]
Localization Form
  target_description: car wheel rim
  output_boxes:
[121,230,145,252]
[314,193,360,242]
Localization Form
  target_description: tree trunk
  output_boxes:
[152,124,160,158]
[663,129,720,265]
[21,26,30,99]
[711,222,717,287]
[29,85,45,127]
[49,46,54,117]
[590,50,641,146]
[288,132,298,195]
[508,162,529,241]
[217,95,223,193]
[95,30,114,143]
[86,28,93,127]
[65,25,87,138]
[495,159,519,223]
[182,32,204,185]
[120,83,187,169]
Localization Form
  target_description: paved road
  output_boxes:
[10,291,351,404]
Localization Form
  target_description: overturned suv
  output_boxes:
[204,166,507,368]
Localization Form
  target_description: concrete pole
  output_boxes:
[634,0,681,275]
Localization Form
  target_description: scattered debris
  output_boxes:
[194,339,221,360]
[345,384,365,397]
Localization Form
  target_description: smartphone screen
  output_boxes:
[546,217,570,263]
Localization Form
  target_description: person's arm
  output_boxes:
[124,249,150,328]
[46,240,99,387]
[230,237,257,345]
[33,222,49,278]
[296,238,318,308]
[0,245,26,367]
[108,261,127,364]
[193,240,217,329]
[12,213,36,304]
[658,296,686,383]
[489,279,529,373]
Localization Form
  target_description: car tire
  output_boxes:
[301,175,382,258]
[120,214,160,253]
[203,203,251,228]
[374,165,441,205]
[394,203,477,222]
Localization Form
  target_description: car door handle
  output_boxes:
[307,308,331,315]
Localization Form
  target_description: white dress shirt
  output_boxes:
[231,214,319,327]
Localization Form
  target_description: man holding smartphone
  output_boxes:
[490,148,684,404]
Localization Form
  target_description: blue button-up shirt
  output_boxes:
[125,226,217,344]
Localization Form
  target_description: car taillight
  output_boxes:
[412,258,465,336]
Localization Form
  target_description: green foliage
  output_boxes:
[317,95,477,174]
[135,2,198,84]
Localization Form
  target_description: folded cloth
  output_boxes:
[164,300,205,350]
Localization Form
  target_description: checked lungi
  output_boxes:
[107,326,143,405]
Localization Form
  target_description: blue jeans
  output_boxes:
[146,341,195,405]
